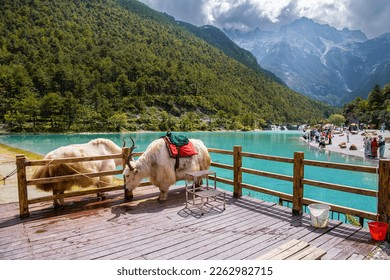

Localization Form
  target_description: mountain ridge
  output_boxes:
[224,17,390,106]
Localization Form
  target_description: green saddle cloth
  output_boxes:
[166,131,189,146]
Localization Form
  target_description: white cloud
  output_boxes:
[251,0,291,23]
[138,0,390,38]
[289,0,351,29]
[202,0,291,25]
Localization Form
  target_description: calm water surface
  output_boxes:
[0,131,379,213]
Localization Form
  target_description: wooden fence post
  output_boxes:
[233,145,242,198]
[122,147,132,200]
[378,159,390,241]
[16,155,29,218]
[292,152,304,215]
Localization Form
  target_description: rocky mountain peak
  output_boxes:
[224,17,389,106]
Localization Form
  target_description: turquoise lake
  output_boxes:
[0,131,379,214]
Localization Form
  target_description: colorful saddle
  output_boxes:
[162,132,198,169]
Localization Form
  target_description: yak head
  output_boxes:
[123,138,142,192]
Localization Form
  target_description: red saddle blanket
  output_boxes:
[163,136,198,158]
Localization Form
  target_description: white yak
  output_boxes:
[31,138,124,207]
[123,137,211,202]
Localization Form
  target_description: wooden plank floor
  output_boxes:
[0,185,381,260]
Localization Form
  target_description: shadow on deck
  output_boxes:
[0,185,381,260]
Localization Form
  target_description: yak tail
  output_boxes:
[31,165,52,192]
[31,163,79,192]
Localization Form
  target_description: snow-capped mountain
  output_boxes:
[224,17,390,105]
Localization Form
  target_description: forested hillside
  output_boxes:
[0,0,335,132]
[226,17,390,106]
[342,83,390,128]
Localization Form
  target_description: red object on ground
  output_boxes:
[368,221,388,241]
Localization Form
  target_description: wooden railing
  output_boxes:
[15,148,149,218]
[208,146,390,240]
[16,145,390,240]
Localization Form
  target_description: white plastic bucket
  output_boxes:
[308,204,330,228]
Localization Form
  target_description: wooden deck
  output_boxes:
[0,185,381,260]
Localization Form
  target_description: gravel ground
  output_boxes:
[365,241,390,260]
[0,147,47,204]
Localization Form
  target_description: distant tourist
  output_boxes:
[378,135,386,158]
[346,131,350,143]
[380,123,386,133]
[364,136,372,158]
[327,130,332,145]
[318,138,326,149]
[315,130,320,143]
[371,137,379,159]
[310,129,315,141]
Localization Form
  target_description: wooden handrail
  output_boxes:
[211,162,234,170]
[26,170,123,186]
[208,148,234,155]
[27,181,151,205]
[241,152,294,163]
[241,182,293,201]
[303,159,377,173]
[27,185,125,204]
[215,176,233,186]
[302,179,377,197]
[26,153,123,166]
[241,167,293,182]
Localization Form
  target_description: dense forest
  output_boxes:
[0,0,335,133]
[342,83,390,128]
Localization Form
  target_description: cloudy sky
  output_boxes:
[138,0,390,38]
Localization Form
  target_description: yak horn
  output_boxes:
[125,137,137,171]
[126,153,135,171]
[120,137,126,147]
[129,137,137,153]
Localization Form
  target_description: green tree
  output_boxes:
[367,84,383,111]
[179,112,202,131]
[241,112,256,129]
[342,83,390,129]
[4,111,27,131]
[108,112,128,132]
[159,111,177,131]
[40,92,65,130]
[63,92,79,130]
[328,114,346,127]
[73,106,101,132]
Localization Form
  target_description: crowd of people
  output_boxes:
[302,125,388,159]
[302,128,333,148]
